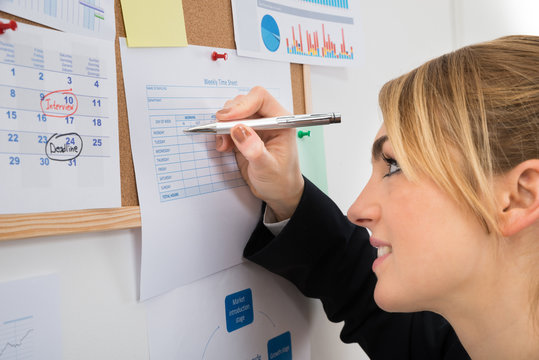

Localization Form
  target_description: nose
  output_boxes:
[347,177,381,230]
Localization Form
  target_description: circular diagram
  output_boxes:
[261,15,280,52]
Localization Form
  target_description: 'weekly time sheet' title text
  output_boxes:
[204,78,239,86]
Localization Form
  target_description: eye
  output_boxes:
[381,154,401,178]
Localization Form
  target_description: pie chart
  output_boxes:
[261,15,280,52]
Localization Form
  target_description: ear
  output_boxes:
[497,159,539,237]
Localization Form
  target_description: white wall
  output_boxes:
[1,1,538,360]
[453,0,539,47]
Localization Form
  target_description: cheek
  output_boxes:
[375,183,481,311]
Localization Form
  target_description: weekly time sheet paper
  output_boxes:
[231,0,361,67]
[0,274,62,359]
[120,40,293,300]
[146,262,310,360]
[0,0,116,39]
[0,21,120,214]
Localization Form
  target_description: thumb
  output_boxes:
[230,125,275,172]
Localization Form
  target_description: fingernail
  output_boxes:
[216,107,231,116]
[215,135,223,149]
[232,125,250,144]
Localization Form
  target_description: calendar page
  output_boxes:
[0,20,120,214]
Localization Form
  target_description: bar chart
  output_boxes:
[286,23,353,60]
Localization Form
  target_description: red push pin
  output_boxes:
[0,20,17,34]
[212,51,228,61]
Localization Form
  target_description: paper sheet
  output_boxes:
[120,39,293,300]
[146,262,310,360]
[231,0,361,66]
[0,274,62,359]
[0,21,120,214]
[0,0,115,40]
[119,0,187,47]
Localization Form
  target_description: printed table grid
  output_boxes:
[150,114,245,202]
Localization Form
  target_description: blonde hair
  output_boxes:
[379,35,539,317]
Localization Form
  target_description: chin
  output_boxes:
[373,284,422,313]
[373,289,398,312]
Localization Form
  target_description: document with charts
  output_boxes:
[0,274,62,359]
[0,0,115,39]
[120,39,293,300]
[0,21,120,214]
[231,0,361,66]
[146,262,310,360]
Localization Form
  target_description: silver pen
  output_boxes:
[183,112,341,134]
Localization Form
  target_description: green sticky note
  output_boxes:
[297,127,328,194]
[120,0,188,47]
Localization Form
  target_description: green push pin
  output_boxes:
[297,130,311,139]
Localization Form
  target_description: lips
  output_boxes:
[370,237,392,272]
[370,237,390,249]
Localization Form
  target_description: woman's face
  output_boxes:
[347,125,492,313]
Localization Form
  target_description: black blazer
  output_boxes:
[244,178,470,360]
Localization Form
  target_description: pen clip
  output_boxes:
[276,113,329,124]
[275,115,295,123]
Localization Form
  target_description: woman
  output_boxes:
[215,35,539,359]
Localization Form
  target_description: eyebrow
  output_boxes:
[371,135,388,160]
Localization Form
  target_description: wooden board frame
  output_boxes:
[0,0,307,241]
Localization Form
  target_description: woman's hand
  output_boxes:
[215,86,304,221]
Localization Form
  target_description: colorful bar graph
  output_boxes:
[301,0,349,10]
[286,23,353,60]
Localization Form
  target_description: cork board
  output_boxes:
[0,0,306,240]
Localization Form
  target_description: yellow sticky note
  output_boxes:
[120,0,188,47]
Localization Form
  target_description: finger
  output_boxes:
[215,134,235,152]
[230,124,275,173]
[216,86,290,121]
[222,99,237,109]
[216,96,246,122]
